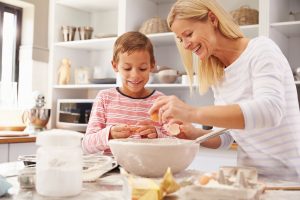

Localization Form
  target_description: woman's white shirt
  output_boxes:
[213,36,300,181]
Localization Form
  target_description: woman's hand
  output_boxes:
[149,95,195,123]
[110,124,132,139]
[168,119,208,140]
[135,121,158,139]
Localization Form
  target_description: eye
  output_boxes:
[122,66,131,71]
[186,32,192,37]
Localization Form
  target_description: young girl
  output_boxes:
[82,31,171,154]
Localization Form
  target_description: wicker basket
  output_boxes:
[230,6,259,25]
[139,17,170,34]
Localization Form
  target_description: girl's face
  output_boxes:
[112,50,153,98]
[171,13,218,61]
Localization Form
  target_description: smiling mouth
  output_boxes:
[192,45,201,53]
[128,80,142,85]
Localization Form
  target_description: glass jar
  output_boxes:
[35,129,83,197]
[18,165,35,189]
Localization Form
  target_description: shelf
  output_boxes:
[147,32,176,46]
[54,37,117,50]
[295,81,300,85]
[240,24,259,38]
[56,0,118,12]
[270,21,300,37]
[54,32,176,50]
[53,83,191,89]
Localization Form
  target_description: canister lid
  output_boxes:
[36,129,83,147]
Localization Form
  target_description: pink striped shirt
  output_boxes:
[82,87,171,153]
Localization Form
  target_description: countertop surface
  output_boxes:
[0,135,36,144]
[1,162,300,200]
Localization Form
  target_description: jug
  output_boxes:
[36,129,83,197]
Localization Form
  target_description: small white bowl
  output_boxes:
[158,69,178,84]
[108,138,199,177]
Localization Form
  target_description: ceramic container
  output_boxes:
[36,129,83,197]
[108,138,199,177]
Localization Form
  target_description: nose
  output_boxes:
[130,68,139,77]
[182,38,191,49]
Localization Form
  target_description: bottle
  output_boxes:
[35,129,83,197]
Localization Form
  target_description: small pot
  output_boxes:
[78,26,94,40]
[158,69,179,84]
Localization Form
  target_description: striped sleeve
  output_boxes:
[239,48,286,130]
[82,91,111,153]
[81,88,172,153]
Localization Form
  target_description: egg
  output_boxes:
[164,123,180,136]
[199,174,212,185]
[150,111,159,122]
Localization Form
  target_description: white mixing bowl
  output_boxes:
[108,138,199,177]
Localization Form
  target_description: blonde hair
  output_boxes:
[112,31,155,67]
[168,0,244,94]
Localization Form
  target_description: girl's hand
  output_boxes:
[135,121,157,138]
[110,124,132,139]
[149,95,195,123]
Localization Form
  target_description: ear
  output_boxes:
[208,11,218,27]
[111,61,118,72]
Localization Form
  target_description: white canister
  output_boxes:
[36,129,83,197]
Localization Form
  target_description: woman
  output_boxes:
[149,0,300,181]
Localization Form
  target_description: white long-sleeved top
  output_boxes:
[214,36,300,181]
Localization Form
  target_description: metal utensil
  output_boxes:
[194,128,229,144]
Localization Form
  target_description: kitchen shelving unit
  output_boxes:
[48,0,300,130]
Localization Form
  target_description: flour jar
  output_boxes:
[36,129,83,197]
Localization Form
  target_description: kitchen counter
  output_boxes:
[0,136,36,144]
[1,162,300,200]
[0,162,128,200]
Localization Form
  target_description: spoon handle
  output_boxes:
[195,128,229,144]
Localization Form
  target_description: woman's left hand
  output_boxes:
[149,95,195,123]
[135,121,157,138]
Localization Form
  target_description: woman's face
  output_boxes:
[112,50,153,98]
[171,15,217,60]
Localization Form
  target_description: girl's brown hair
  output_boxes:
[112,31,155,67]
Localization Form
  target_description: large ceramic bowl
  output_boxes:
[108,138,199,177]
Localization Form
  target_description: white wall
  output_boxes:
[0,0,50,108]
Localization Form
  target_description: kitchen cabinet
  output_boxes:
[267,0,300,77]
[48,0,299,130]
[8,143,37,162]
[0,143,37,163]
[0,144,8,163]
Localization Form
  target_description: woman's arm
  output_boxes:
[149,95,245,129]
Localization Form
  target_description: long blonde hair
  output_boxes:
[168,0,244,94]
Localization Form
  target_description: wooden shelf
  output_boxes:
[270,21,300,37]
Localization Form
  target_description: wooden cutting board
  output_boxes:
[0,125,26,131]
[0,131,29,137]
